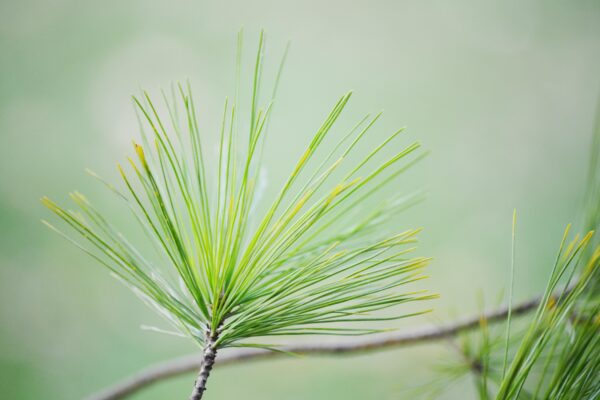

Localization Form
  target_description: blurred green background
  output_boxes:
[1,1,600,399]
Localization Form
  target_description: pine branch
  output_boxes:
[189,329,219,400]
[44,31,436,399]
[86,291,548,400]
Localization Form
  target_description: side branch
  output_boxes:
[87,293,545,400]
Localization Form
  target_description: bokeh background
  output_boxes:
[1,1,600,399]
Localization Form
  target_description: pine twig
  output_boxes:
[86,292,546,400]
[189,329,220,400]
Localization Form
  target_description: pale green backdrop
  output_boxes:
[1,1,599,399]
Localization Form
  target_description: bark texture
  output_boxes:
[189,331,219,400]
